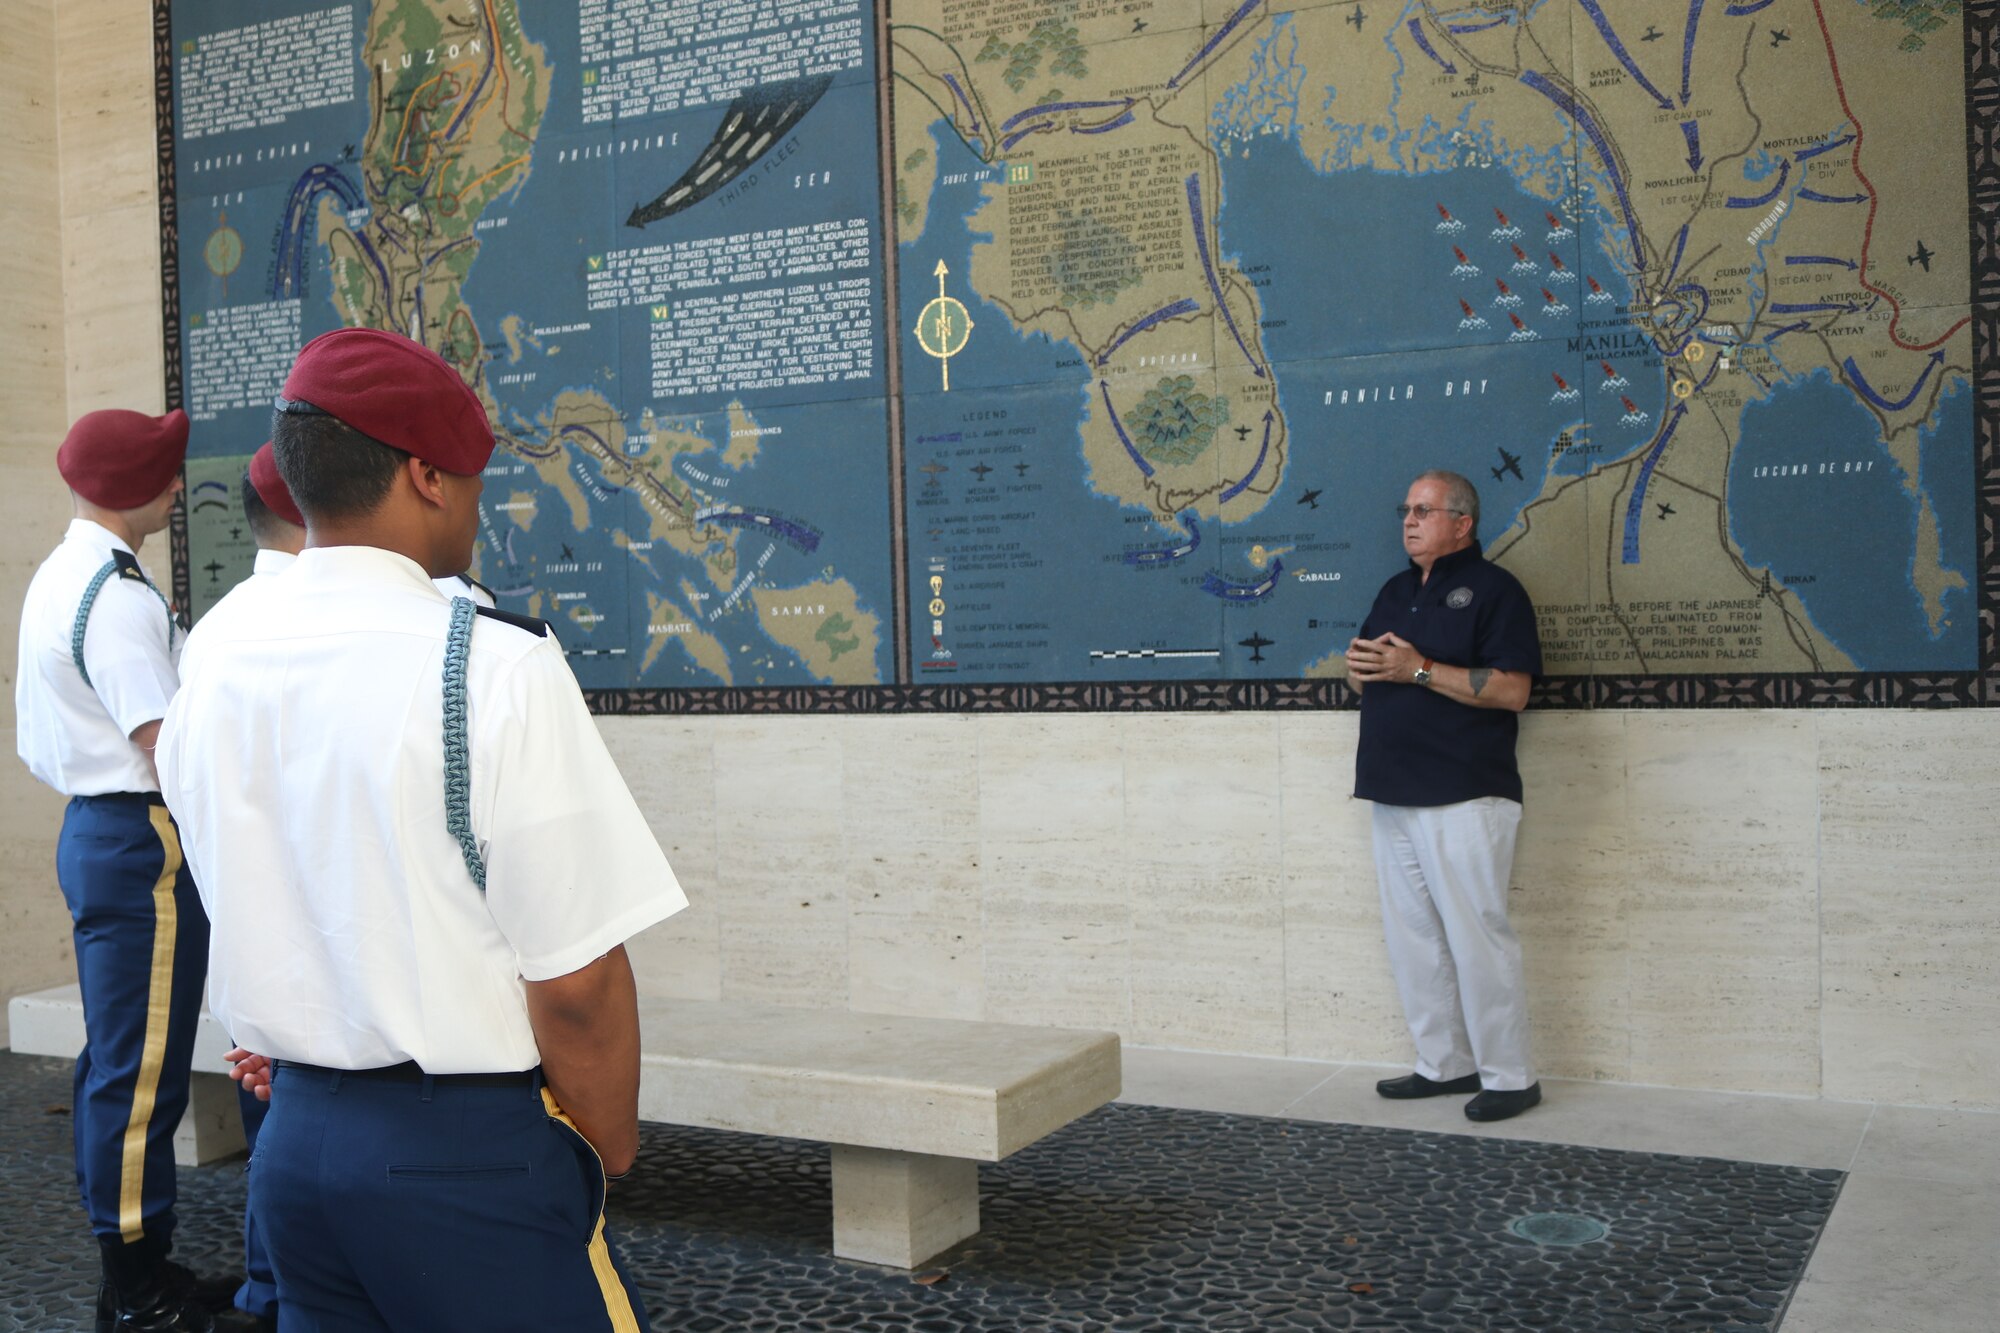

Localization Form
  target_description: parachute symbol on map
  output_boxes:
[1458,298,1488,331]
[1546,253,1575,284]
[1545,211,1574,242]
[1600,360,1629,388]
[1619,396,1650,427]
[1551,373,1579,403]
[1492,279,1521,309]
[1490,208,1521,241]
[1435,203,1464,234]
[625,73,835,228]
[1509,243,1539,275]
[1585,275,1615,306]
[1507,312,1539,342]
[1451,245,1481,278]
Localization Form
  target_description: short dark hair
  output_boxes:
[271,410,408,522]
[240,469,293,544]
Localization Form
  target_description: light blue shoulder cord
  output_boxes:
[71,559,176,686]
[442,595,487,892]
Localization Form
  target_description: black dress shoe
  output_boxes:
[94,1281,214,1333]
[1464,1083,1542,1122]
[1376,1071,1482,1099]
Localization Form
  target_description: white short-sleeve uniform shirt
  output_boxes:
[16,518,181,796]
[158,545,688,1073]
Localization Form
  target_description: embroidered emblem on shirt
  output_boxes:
[1446,586,1475,610]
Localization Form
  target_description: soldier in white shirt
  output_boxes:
[159,328,687,1332]
[16,407,235,1332]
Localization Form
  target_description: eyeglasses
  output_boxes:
[1395,504,1465,520]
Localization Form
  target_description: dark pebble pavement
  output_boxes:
[0,1050,1841,1331]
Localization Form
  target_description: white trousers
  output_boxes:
[1371,797,1536,1091]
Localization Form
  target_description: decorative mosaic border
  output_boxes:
[158,1,1999,711]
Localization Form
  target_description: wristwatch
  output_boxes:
[1412,657,1434,686]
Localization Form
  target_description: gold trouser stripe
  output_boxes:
[541,1087,642,1333]
[118,807,183,1242]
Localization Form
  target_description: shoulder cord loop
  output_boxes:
[71,559,175,686]
[443,595,487,892]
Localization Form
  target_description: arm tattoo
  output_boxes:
[1468,667,1492,697]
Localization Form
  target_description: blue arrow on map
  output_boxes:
[1100,381,1155,478]
[1170,0,1264,89]
[1725,159,1789,208]
[1796,132,1854,161]
[1843,350,1945,413]
[1407,18,1456,73]
[1220,412,1276,503]
[1576,0,1674,109]
[1682,0,1704,106]
[1784,255,1859,270]
[1186,173,1266,377]
[1680,121,1703,171]
[1768,301,1859,315]
[1797,188,1868,204]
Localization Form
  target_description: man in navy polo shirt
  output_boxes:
[1345,469,1543,1123]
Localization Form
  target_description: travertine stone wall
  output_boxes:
[6,1,1993,1112]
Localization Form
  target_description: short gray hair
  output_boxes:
[1416,469,1479,536]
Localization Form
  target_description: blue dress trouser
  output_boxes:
[55,793,209,1250]
[253,1065,651,1332]
[237,1089,277,1317]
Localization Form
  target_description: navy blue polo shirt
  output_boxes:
[1353,541,1541,807]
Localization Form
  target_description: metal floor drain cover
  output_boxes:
[1509,1212,1609,1246]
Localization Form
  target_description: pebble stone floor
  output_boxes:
[0,1051,1843,1331]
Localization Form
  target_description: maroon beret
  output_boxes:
[57,409,189,510]
[277,327,494,476]
[248,441,305,528]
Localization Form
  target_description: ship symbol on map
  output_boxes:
[1508,312,1539,342]
[1435,203,1464,234]
[1547,253,1575,284]
[1545,211,1574,242]
[1541,288,1569,316]
[1452,245,1480,278]
[1619,396,1650,426]
[1551,373,1579,403]
[626,73,834,227]
[1510,244,1539,275]
[1601,360,1629,388]
[1458,298,1488,331]
[1585,275,1615,305]
[1493,279,1521,308]
[1491,208,1522,241]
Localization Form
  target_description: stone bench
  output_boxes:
[8,985,1121,1268]
[634,997,1121,1267]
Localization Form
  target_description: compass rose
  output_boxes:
[914,259,972,391]
[204,210,244,297]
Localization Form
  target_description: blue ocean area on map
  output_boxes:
[1728,373,1975,670]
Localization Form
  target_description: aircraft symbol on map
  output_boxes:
[1541,288,1570,316]
[561,543,575,560]
[1458,298,1489,331]
[1619,396,1650,427]
[1490,209,1521,241]
[1298,489,1322,509]
[1239,632,1275,663]
[1585,274,1615,305]
[1551,373,1580,403]
[625,72,835,227]
[1507,313,1539,342]
[1491,448,1524,482]
[340,144,355,161]
[1015,462,1031,477]
[1234,424,1254,440]
[971,462,994,481]
[203,560,225,584]
[1640,24,1663,42]
[1347,5,1366,32]
[229,526,243,541]
[1657,502,1676,520]
[1547,253,1575,284]
[1908,240,1934,272]
[1510,244,1539,275]
[1545,211,1574,243]
[1770,28,1790,47]
[1133,17,1147,32]
[1435,203,1464,235]
[1493,279,1521,308]
[1600,360,1629,389]
[1451,246,1481,278]
[920,461,949,488]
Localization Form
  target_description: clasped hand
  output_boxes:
[1346,631,1421,684]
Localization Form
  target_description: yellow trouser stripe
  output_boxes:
[119,807,182,1242]
[541,1087,641,1333]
